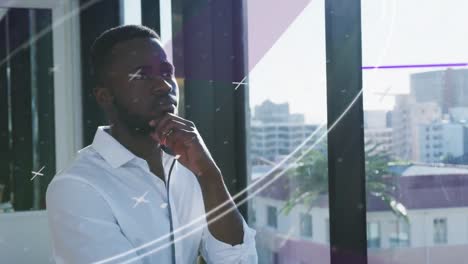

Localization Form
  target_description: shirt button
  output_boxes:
[160,203,168,209]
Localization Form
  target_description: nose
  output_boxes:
[152,77,173,94]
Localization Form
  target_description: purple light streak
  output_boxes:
[363,62,468,70]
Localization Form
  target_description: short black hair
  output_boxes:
[90,25,160,85]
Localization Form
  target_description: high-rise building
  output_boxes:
[251,100,319,162]
[392,95,442,161]
[364,110,393,155]
[418,121,467,163]
[418,108,468,163]
[365,110,389,129]
[411,68,468,113]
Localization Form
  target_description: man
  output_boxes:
[46,25,257,264]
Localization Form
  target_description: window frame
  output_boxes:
[299,212,313,238]
[325,0,367,262]
[267,205,278,229]
[367,221,381,249]
[433,217,448,245]
[0,0,83,172]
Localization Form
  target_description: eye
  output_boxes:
[161,72,172,79]
[134,72,154,80]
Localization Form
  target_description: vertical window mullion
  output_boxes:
[325,0,367,263]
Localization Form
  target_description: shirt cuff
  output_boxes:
[203,218,258,263]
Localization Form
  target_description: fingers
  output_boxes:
[149,114,195,139]
[164,128,197,150]
[165,113,195,127]
[150,118,193,145]
[150,113,194,129]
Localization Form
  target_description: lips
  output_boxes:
[159,103,176,113]
[150,101,176,116]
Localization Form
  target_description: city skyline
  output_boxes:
[248,0,468,124]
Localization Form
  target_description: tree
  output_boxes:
[281,142,408,220]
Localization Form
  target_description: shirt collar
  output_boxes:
[91,126,136,168]
[91,126,175,169]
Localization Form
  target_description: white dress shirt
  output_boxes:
[46,126,257,264]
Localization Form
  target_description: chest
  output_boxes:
[105,166,206,263]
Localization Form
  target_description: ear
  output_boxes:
[94,85,114,109]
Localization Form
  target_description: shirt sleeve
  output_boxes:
[46,176,143,264]
[199,217,258,264]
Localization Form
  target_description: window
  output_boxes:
[0,0,99,263]
[388,220,410,248]
[0,3,81,213]
[367,221,381,249]
[363,0,468,262]
[300,213,313,237]
[267,205,278,229]
[246,1,329,263]
[434,218,448,244]
[273,252,279,264]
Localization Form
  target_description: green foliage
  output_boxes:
[281,142,408,221]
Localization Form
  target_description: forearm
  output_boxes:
[198,165,244,246]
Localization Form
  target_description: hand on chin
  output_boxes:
[148,113,216,176]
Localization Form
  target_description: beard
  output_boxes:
[112,98,154,136]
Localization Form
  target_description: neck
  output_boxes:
[109,122,161,161]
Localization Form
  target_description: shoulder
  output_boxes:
[46,146,114,202]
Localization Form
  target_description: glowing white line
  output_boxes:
[131,191,149,208]
[30,165,46,181]
[233,76,248,90]
[128,68,142,82]
[93,1,400,263]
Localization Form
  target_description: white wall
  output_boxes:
[253,196,329,244]
[0,210,53,263]
[368,207,468,248]
[255,196,468,249]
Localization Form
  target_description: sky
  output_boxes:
[247,0,468,124]
[126,0,468,124]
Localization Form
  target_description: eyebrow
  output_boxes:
[132,65,152,71]
[131,62,174,73]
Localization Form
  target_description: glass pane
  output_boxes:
[246,1,329,263]
[0,8,55,213]
[122,0,142,25]
[0,6,56,264]
[363,0,468,263]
